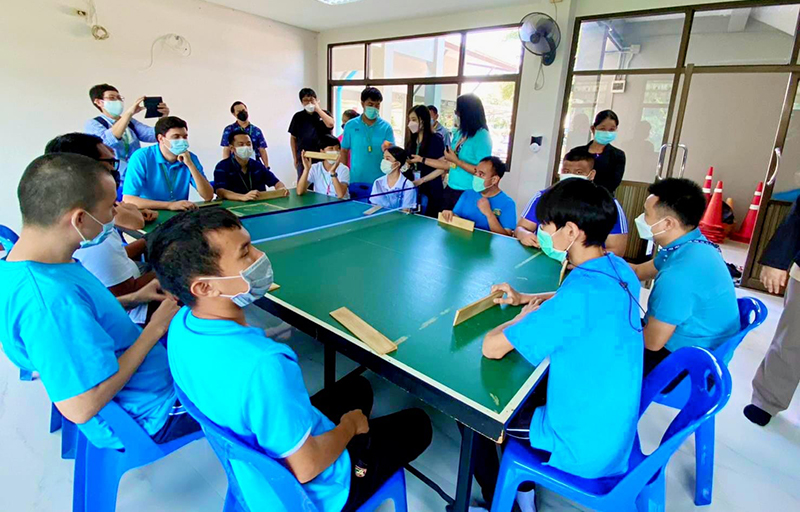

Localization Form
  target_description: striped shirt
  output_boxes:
[522,188,628,235]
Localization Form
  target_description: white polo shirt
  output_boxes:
[308,162,350,199]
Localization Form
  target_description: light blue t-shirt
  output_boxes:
[449,129,492,191]
[504,254,643,478]
[648,228,739,352]
[341,116,395,184]
[84,115,157,183]
[167,308,350,512]
[453,189,516,232]
[0,260,175,449]
[122,144,203,202]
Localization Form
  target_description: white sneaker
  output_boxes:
[516,488,537,512]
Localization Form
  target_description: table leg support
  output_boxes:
[324,344,336,389]
[454,426,477,512]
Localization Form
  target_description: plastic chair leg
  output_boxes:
[72,435,88,512]
[635,469,665,512]
[83,447,124,512]
[222,488,243,512]
[49,403,63,433]
[19,369,33,381]
[694,417,715,506]
[61,418,77,460]
[490,462,524,512]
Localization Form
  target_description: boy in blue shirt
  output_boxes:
[441,156,516,235]
[147,208,432,512]
[340,87,395,200]
[630,178,739,375]
[123,116,214,211]
[516,146,629,256]
[475,178,643,509]
[0,153,199,449]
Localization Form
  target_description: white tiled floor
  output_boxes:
[1,287,799,512]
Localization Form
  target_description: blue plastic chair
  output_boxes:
[0,226,27,382]
[48,403,78,459]
[656,297,766,505]
[72,400,203,512]
[174,385,408,512]
[490,347,732,512]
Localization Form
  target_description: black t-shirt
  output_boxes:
[411,133,446,194]
[583,142,626,193]
[288,110,333,154]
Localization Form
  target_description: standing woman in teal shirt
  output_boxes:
[441,94,493,210]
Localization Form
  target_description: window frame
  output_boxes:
[327,23,525,166]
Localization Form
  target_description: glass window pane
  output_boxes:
[464,27,522,76]
[687,6,797,66]
[369,35,461,79]
[331,44,365,80]
[574,14,685,71]
[461,81,516,161]
[331,86,363,138]
[411,84,458,135]
[373,85,408,144]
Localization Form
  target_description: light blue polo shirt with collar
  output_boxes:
[122,144,203,202]
[503,254,643,478]
[647,228,739,352]
[341,116,395,184]
[167,307,350,512]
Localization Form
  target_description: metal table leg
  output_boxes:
[324,344,336,389]
[454,425,477,511]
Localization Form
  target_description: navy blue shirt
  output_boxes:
[213,157,280,195]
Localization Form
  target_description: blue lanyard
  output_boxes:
[661,239,720,261]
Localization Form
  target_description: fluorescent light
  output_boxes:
[316,0,363,5]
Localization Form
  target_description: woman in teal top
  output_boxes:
[436,94,493,210]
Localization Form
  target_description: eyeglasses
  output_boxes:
[98,157,120,170]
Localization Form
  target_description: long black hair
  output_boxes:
[455,94,488,139]
[405,105,434,157]
[386,145,415,182]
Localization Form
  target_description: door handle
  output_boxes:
[676,144,688,178]
[655,143,672,180]
[767,147,782,186]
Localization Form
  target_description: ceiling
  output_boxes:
[205,0,533,32]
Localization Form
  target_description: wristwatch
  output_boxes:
[330,172,338,179]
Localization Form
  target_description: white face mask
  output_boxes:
[380,160,395,174]
[304,103,316,113]
[454,114,460,128]
[234,146,254,160]
[559,173,590,181]
[408,121,420,134]
[634,213,668,241]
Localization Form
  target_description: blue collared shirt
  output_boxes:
[522,186,629,235]
[167,308,350,511]
[503,254,643,478]
[84,115,157,182]
[122,145,204,202]
[453,190,517,232]
[220,123,268,163]
[648,228,739,352]
[213,157,280,195]
[341,116,395,184]
[433,122,452,148]
[0,259,175,449]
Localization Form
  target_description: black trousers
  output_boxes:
[151,402,202,444]
[460,374,550,505]
[310,376,433,511]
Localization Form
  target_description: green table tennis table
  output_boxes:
[236,200,562,511]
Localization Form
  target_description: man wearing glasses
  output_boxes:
[84,84,170,198]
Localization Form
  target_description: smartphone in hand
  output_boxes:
[143,96,163,118]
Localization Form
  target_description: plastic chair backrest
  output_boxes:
[174,385,317,512]
[612,347,732,499]
[0,224,19,253]
[714,297,767,365]
[94,400,171,464]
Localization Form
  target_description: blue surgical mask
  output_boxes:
[364,106,379,120]
[104,100,124,117]
[472,175,487,193]
[168,139,190,156]
[634,213,667,241]
[200,253,274,307]
[73,212,115,249]
[594,130,617,145]
[537,226,574,264]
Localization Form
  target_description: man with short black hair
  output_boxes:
[427,105,451,148]
[149,208,432,511]
[123,116,214,211]
[289,88,335,179]
[630,178,739,375]
[441,156,516,235]
[214,130,286,202]
[221,101,270,166]
[341,87,396,200]
[0,153,200,450]
[516,146,629,256]
[84,84,170,194]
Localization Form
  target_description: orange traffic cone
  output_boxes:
[730,181,764,243]
[702,167,714,204]
[699,180,725,243]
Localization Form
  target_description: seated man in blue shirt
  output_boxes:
[214,130,287,202]
[630,178,739,375]
[0,153,200,449]
[516,146,629,256]
[123,116,214,211]
[340,87,395,200]
[476,178,643,509]
[441,156,516,235]
[148,208,432,512]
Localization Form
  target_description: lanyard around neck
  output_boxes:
[159,163,178,201]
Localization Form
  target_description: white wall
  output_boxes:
[0,0,318,232]
[318,1,578,214]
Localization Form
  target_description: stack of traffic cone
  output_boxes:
[730,181,764,243]
[699,180,726,243]
[702,167,715,204]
